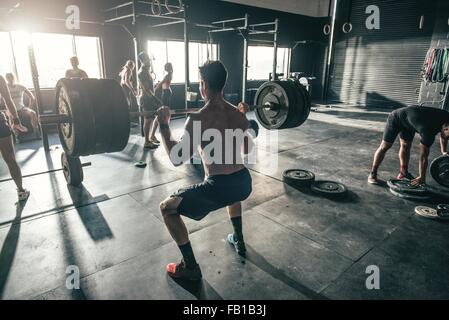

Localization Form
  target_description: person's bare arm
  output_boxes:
[81,70,89,78]
[157,107,197,166]
[23,86,35,109]
[440,134,448,155]
[0,76,18,118]
[0,76,27,132]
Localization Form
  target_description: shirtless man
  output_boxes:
[5,73,39,136]
[0,75,30,201]
[368,105,449,186]
[119,60,138,108]
[157,61,254,280]
[138,52,161,148]
[65,56,89,79]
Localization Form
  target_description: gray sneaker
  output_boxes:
[227,233,246,256]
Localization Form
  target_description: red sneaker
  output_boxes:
[166,260,202,281]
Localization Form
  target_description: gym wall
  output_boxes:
[328,0,444,109]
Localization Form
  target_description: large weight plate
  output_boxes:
[430,155,449,188]
[56,79,96,157]
[389,188,430,201]
[61,152,83,186]
[311,180,347,196]
[254,81,291,129]
[387,179,428,195]
[56,78,130,157]
[282,169,315,188]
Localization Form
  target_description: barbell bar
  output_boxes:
[39,77,310,158]
[0,159,91,183]
[39,103,278,125]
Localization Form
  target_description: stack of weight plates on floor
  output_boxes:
[282,169,315,188]
[282,169,348,198]
[387,179,430,201]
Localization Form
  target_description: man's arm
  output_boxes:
[23,86,36,109]
[81,70,89,78]
[440,134,448,155]
[157,107,196,166]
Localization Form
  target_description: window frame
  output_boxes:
[247,45,291,81]
[147,39,219,85]
[0,31,104,89]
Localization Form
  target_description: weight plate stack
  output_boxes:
[387,179,430,201]
[430,155,449,188]
[311,180,347,197]
[282,169,315,188]
[389,188,430,201]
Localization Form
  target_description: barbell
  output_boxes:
[38,77,311,158]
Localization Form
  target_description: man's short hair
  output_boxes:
[70,56,79,65]
[5,73,14,82]
[199,60,227,93]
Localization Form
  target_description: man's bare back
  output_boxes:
[193,99,250,177]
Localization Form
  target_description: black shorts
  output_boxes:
[0,112,12,139]
[161,89,172,107]
[383,111,415,143]
[173,168,252,221]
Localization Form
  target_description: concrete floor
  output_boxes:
[0,106,448,300]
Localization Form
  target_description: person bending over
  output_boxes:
[137,52,161,149]
[155,62,173,107]
[119,60,138,109]
[368,105,449,186]
[0,75,30,201]
[65,56,88,79]
[156,60,254,281]
[5,73,39,137]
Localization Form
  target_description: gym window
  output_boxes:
[148,40,218,84]
[0,31,103,88]
[247,46,291,81]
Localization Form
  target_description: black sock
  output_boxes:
[178,242,197,269]
[231,216,244,242]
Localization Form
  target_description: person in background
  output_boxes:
[137,52,161,149]
[119,60,138,108]
[5,73,39,137]
[155,62,173,107]
[0,75,30,201]
[65,56,88,79]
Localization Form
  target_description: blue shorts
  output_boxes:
[173,168,252,221]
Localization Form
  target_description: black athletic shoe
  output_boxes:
[166,259,202,281]
[397,172,415,180]
[227,233,247,256]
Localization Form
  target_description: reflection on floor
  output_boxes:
[0,108,448,300]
